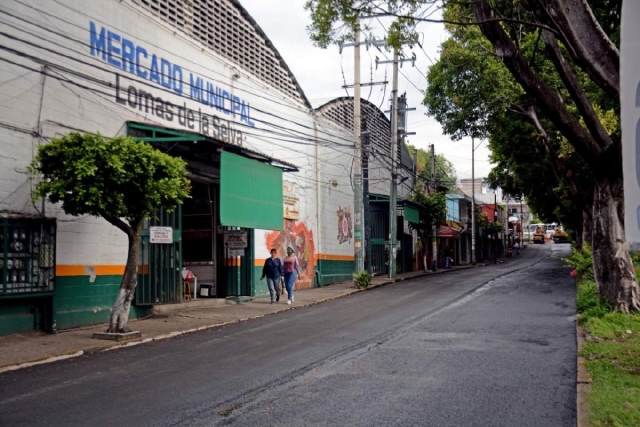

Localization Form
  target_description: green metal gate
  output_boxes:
[126,123,191,306]
[136,204,183,305]
[369,210,388,276]
[221,228,254,299]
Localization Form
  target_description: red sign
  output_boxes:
[437,226,460,238]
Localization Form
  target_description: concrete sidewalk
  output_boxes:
[0,264,477,373]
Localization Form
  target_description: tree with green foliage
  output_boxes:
[305,0,639,312]
[405,144,457,191]
[29,133,190,333]
[410,189,446,271]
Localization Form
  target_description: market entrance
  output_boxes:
[127,123,294,304]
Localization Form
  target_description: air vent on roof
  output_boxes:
[129,0,304,103]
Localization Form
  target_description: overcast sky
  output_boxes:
[240,0,493,181]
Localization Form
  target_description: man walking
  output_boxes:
[260,248,284,304]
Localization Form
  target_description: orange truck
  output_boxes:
[533,226,546,244]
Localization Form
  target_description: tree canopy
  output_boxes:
[405,143,458,192]
[30,133,190,233]
[306,0,638,311]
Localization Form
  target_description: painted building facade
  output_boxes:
[0,0,407,334]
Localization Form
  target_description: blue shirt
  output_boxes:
[262,257,283,279]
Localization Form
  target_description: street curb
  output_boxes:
[0,351,85,374]
[0,262,502,374]
[576,322,591,427]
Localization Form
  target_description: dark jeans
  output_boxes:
[445,257,453,269]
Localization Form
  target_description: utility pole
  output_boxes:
[389,48,399,279]
[520,198,524,248]
[353,27,364,273]
[430,143,437,272]
[340,31,387,275]
[377,49,415,279]
[504,196,509,257]
[471,136,476,266]
[363,125,372,273]
[494,191,498,263]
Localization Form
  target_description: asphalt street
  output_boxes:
[0,244,576,427]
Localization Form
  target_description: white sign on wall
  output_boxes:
[622,1,640,250]
[224,230,248,249]
[283,181,300,220]
[150,226,173,244]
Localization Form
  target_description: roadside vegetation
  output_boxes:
[565,248,640,426]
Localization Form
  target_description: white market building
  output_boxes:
[0,0,414,334]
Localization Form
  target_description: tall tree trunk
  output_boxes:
[574,219,583,250]
[591,177,640,312]
[421,232,428,272]
[108,218,144,333]
[582,208,593,247]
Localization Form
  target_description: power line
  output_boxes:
[7,0,314,116]
[0,19,358,149]
[0,4,365,149]
[0,40,356,152]
[0,57,367,187]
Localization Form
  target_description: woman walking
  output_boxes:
[283,247,301,305]
[260,248,283,304]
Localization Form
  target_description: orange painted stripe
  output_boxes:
[55,265,85,276]
[255,255,355,266]
[316,254,354,261]
[56,265,126,277]
[95,265,125,276]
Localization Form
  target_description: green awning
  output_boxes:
[220,151,283,230]
[404,205,420,223]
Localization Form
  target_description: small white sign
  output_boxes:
[228,248,244,257]
[150,226,173,244]
[283,181,300,220]
[224,230,248,249]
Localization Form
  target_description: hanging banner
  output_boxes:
[283,181,300,220]
[622,1,640,249]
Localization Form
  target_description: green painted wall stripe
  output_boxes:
[317,259,354,286]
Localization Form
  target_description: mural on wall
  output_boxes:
[337,206,353,244]
[266,219,316,289]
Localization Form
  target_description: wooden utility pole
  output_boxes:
[471,136,476,265]
[341,30,387,274]
[353,27,364,273]
[430,143,437,272]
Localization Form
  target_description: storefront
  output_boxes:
[0,0,409,335]
[437,225,461,268]
[127,123,295,305]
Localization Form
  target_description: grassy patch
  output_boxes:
[569,249,640,426]
[576,280,612,323]
[580,301,640,426]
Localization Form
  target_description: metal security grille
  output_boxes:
[137,207,183,305]
[129,0,306,103]
[369,209,388,276]
[1,219,56,295]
